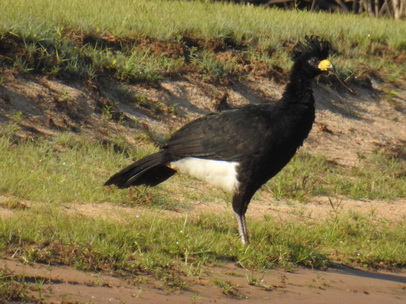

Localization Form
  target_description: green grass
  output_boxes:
[1,0,405,83]
[267,150,406,201]
[2,0,405,47]
[0,202,404,284]
[0,131,404,206]
[213,278,243,298]
[333,150,406,200]
[0,269,42,303]
[0,130,164,206]
[0,131,405,279]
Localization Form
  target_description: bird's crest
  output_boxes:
[292,36,331,61]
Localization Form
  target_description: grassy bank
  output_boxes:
[1,0,405,83]
[0,132,405,277]
[0,131,404,206]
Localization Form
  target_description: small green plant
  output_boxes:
[11,111,23,124]
[134,93,165,114]
[101,104,113,120]
[0,112,23,137]
[327,197,344,220]
[58,89,70,101]
[0,269,41,303]
[213,278,243,298]
[154,267,188,291]
[193,50,230,82]
[191,292,202,304]
[246,272,273,291]
[308,274,331,289]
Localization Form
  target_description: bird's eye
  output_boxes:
[309,58,318,65]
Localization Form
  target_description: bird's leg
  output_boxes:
[235,211,249,245]
[232,191,251,245]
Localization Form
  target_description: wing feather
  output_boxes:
[165,105,277,161]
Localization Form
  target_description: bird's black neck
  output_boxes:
[281,65,315,105]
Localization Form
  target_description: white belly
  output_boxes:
[170,157,240,193]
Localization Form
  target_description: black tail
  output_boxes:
[104,151,176,188]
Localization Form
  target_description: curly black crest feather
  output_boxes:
[292,36,331,61]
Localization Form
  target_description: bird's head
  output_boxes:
[291,36,334,78]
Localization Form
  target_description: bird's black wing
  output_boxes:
[165,104,279,162]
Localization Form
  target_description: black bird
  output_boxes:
[105,36,333,244]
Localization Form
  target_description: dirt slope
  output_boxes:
[1,73,405,165]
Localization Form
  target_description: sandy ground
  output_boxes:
[2,257,405,303]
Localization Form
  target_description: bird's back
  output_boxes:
[166,101,315,191]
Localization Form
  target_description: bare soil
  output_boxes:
[2,256,406,304]
[0,71,405,303]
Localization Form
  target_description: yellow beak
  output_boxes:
[318,59,333,72]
